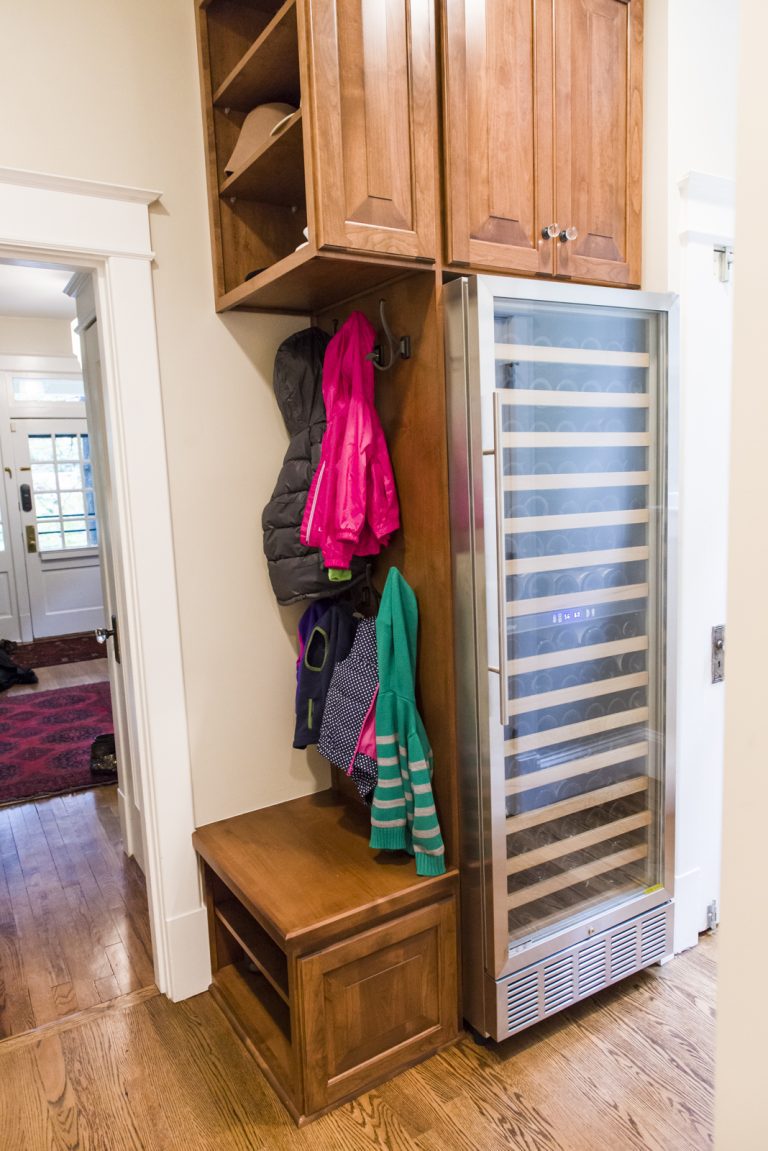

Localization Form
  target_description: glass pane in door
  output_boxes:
[28,433,99,552]
[492,299,666,948]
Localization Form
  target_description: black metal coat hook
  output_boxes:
[366,299,412,371]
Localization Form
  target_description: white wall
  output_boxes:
[0,316,74,357]
[715,2,768,1143]
[643,0,738,950]
[0,1,326,824]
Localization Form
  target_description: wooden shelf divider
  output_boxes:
[215,899,289,1004]
[213,0,299,108]
[220,109,304,204]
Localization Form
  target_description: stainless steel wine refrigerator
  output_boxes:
[444,276,678,1041]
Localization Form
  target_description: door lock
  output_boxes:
[712,625,725,683]
[25,525,37,554]
[20,483,32,512]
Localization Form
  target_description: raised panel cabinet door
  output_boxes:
[553,0,643,285]
[441,0,555,275]
[303,0,438,261]
[297,898,458,1116]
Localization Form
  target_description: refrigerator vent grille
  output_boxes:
[499,903,672,1040]
[610,925,640,981]
[543,955,575,1014]
[577,939,609,997]
[641,910,668,964]
[506,970,539,1033]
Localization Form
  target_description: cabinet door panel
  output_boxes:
[298,899,457,1115]
[442,0,554,275]
[554,0,643,285]
[305,0,437,260]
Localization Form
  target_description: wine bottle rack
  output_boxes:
[491,312,663,948]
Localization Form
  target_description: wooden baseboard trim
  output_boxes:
[0,984,160,1056]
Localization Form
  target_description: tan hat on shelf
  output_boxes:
[224,103,297,175]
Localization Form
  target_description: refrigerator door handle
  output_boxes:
[493,391,509,725]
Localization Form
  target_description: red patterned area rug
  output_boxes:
[6,632,104,669]
[0,682,114,806]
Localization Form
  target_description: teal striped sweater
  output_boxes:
[369,568,446,876]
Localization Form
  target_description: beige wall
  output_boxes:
[0,1,327,823]
[715,1,767,1144]
[0,316,75,358]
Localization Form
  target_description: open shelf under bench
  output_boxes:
[193,789,459,1126]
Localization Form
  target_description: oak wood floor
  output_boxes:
[0,933,716,1150]
[0,785,155,1038]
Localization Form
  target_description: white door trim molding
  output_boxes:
[0,166,210,1001]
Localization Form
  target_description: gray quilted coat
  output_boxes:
[262,326,365,604]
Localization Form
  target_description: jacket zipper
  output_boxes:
[305,459,326,540]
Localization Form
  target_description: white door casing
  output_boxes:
[67,273,144,870]
[0,167,210,1001]
[12,416,105,638]
[0,435,21,641]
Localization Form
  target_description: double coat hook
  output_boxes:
[365,299,412,372]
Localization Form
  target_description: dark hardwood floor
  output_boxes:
[0,933,716,1149]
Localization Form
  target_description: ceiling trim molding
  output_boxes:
[0,167,161,206]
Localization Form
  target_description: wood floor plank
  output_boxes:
[0,938,719,1148]
[0,785,153,1033]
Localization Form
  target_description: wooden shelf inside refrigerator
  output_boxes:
[497,389,650,408]
[506,546,649,576]
[506,844,649,911]
[505,741,650,795]
[502,431,651,449]
[494,345,651,368]
[504,509,649,534]
[505,776,651,832]
[505,582,649,618]
[506,810,652,875]
[504,471,651,492]
[507,638,649,677]
[508,671,649,717]
[505,707,651,754]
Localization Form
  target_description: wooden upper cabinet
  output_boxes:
[441,0,643,286]
[554,0,643,286]
[441,0,554,276]
[302,0,438,262]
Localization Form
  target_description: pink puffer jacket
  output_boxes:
[300,312,399,570]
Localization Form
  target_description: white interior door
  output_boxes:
[76,300,144,869]
[12,418,105,638]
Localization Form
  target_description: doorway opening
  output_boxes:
[0,259,155,1035]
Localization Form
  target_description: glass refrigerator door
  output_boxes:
[490,298,667,954]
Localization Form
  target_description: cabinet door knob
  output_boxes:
[559,226,579,242]
[541,223,560,240]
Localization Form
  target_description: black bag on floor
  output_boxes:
[90,733,118,777]
[0,646,37,692]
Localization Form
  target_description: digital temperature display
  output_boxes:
[550,606,599,625]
